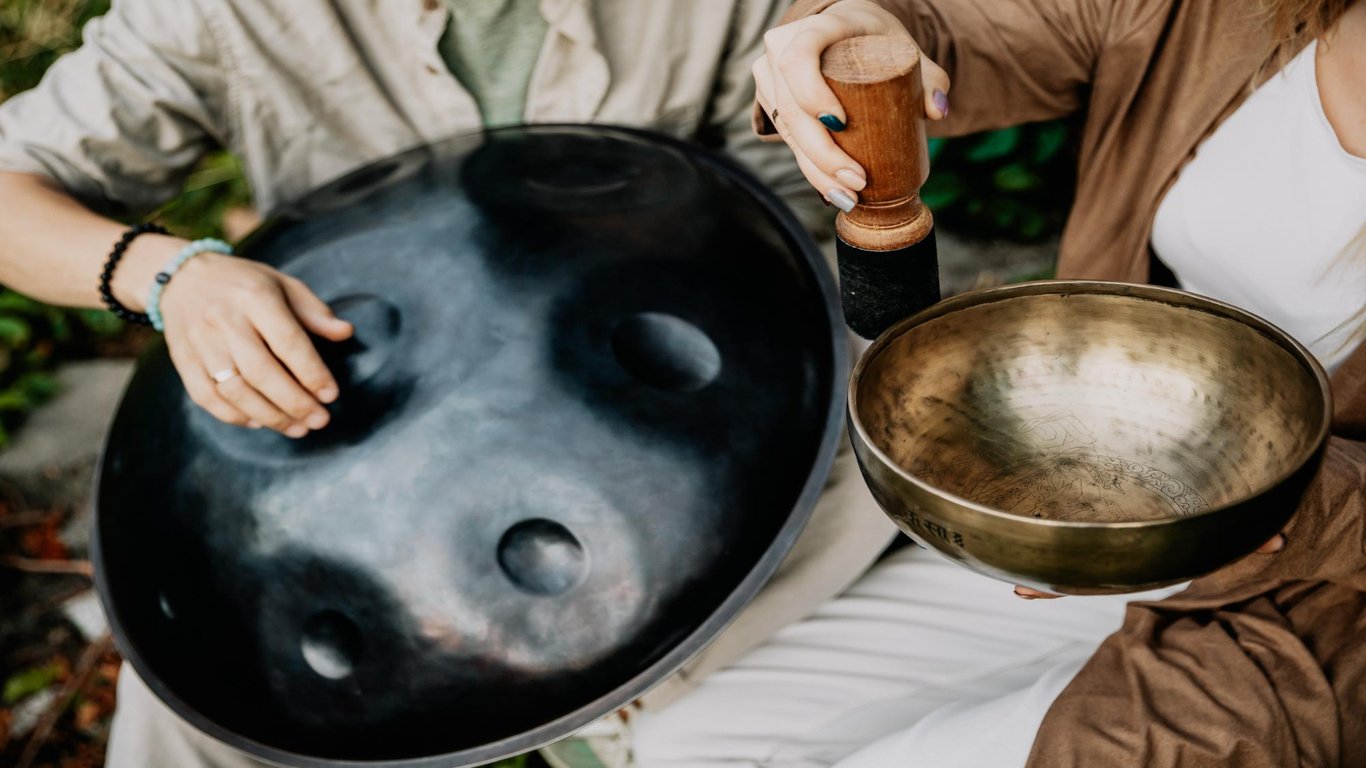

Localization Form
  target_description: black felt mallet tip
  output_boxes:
[837,230,940,340]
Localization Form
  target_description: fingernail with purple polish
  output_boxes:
[827,188,857,213]
[933,89,949,118]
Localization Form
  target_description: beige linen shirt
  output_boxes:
[0,0,824,230]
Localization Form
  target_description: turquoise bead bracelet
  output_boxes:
[146,238,234,332]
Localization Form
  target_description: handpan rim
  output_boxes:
[91,124,848,767]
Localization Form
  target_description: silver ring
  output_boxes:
[211,367,240,384]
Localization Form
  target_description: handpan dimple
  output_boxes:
[497,519,588,597]
[157,591,176,621]
[300,611,363,680]
[522,161,640,196]
[191,293,412,462]
[463,128,699,215]
[324,294,402,388]
[611,312,721,393]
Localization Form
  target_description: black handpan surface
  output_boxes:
[93,126,845,767]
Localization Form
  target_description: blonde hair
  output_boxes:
[1263,0,1351,63]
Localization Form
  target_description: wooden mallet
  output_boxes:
[821,35,939,339]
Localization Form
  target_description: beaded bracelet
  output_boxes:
[146,238,234,332]
[99,223,169,325]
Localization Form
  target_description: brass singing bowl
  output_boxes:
[850,281,1333,594]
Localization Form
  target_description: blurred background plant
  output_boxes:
[0,0,108,101]
[926,120,1078,242]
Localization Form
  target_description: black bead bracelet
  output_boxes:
[99,223,168,325]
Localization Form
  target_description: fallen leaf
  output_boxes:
[73,700,100,731]
[18,516,68,560]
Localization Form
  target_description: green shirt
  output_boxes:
[438,0,549,128]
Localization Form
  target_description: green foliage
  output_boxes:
[0,0,111,99]
[963,128,1019,162]
[155,151,253,240]
[924,121,1077,242]
[3,660,64,704]
[0,291,124,446]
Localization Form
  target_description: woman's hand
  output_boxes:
[753,0,951,210]
[1013,534,1289,599]
[0,176,348,436]
[155,252,353,438]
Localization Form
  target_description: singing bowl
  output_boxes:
[92,126,846,767]
[850,281,1332,594]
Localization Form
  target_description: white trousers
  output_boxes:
[632,547,1184,768]
[106,669,271,768]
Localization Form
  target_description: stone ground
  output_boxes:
[937,232,1056,294]
[0,234,1056,766]
[0,360,134,560]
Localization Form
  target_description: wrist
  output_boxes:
[146,238,233,331]
[109,234,187,313]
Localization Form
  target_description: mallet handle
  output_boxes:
[822,35,934,252]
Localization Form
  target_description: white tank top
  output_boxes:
[1151,40,1366,373]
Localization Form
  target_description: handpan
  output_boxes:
[92,126,846,767]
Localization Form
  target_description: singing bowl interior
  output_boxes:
[851,282,1331,592]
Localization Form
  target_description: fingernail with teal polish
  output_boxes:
[933,89,949,117]
[818,112,846,131]
[827,188,857,213]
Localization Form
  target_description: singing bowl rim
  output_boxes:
[848,280,1334,533]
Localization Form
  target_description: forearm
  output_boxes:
[0,172,185,312]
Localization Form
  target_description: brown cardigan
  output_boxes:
[762,1,1366,765]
